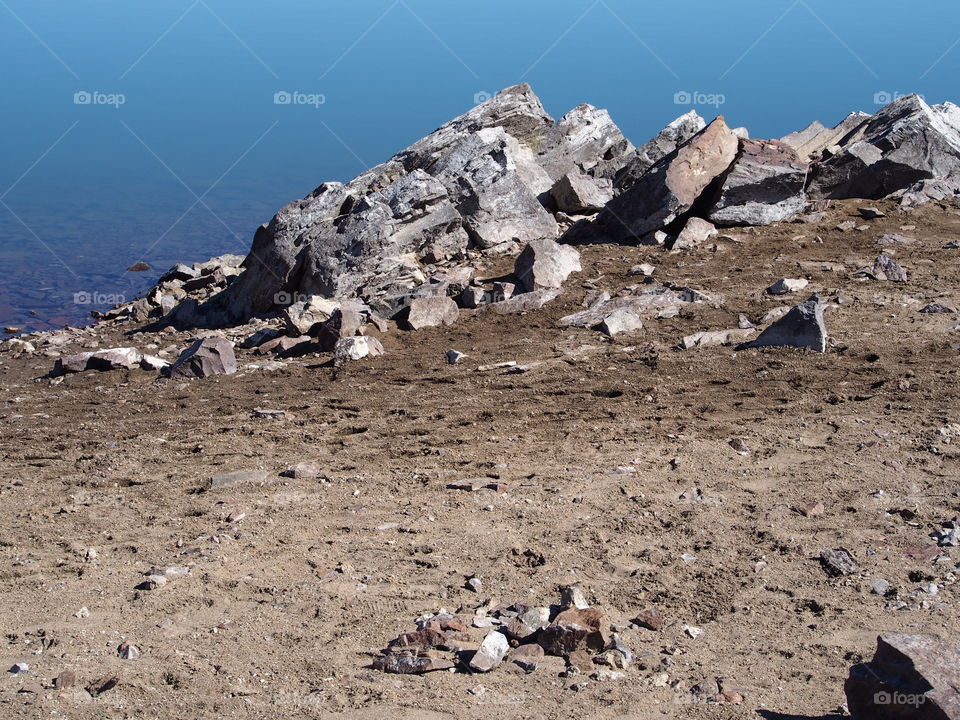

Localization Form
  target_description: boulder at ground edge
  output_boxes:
[845,633,960,719]
[514,238,582,293]
[168,337,237,378]
[406,296,459,330]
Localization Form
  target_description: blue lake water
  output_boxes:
[2,0,957,331]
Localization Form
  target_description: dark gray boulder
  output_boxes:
[596,117,739,242]
[743,294,827,352]
[708,139,808,226]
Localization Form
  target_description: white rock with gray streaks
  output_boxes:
[514,238,582,293]
[537,103,634,181]
[810,94,960,200]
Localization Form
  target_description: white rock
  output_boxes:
[767,278,809,295]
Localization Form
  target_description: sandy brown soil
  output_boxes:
[1,199,959,719]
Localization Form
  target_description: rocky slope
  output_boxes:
[2,85,960,719]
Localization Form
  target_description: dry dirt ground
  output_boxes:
[1,199,959,719]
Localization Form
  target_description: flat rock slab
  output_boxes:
[488,288,562,315]
[846,633,960,719]
[208,470,271,490]
[55,347,143,375]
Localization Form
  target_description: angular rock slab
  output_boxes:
[708,139,808,226]
[743,295,827,353]
[597,117,739,242]
[406,296,459,330]
[780,111,871,162]
[550,171,613,214]
[514,238,582,293]
[614,110,706,192]
[470,631,510,672]
[55,347,143,375]
[845,633,960,720]
[168,337,237,378]
[810,94,960,200]
[538,607,609,656]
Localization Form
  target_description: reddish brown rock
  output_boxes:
[598,117,739,241]
[538,607,608,655]
[510,643,544,672]
[633,607,666,631]
[168,337,237,378]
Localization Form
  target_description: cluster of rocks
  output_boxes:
[124,87,956,334]
[372,586,634,680]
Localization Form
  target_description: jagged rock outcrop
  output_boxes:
[781,111,871,161]
[537,103,634,181]
[810,94,960,199]
[596,117,739,242]
[613,110,706,192]
[708,139,808,225]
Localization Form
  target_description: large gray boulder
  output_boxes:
[845,633,960,720]
[298,170,469,299]
[613,110,706,192]
[537,103,634,181]
[597,117,739,242]
[810,94,960,199]
[206,85,557,324]
[550,171,613,214]
[708,139,808,226]
[428,127,557,250]
[743,295,827,352]
[54,348,144,375]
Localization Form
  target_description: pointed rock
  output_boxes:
[810,94,960,199]
[537,103,634,181]
[598,117,739,242]
[614,111,706,192]
[743,294,827,352]
[672,217,718,250]
[470,631,510,672]
[781,111,871,161]
[846,633,960,719]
